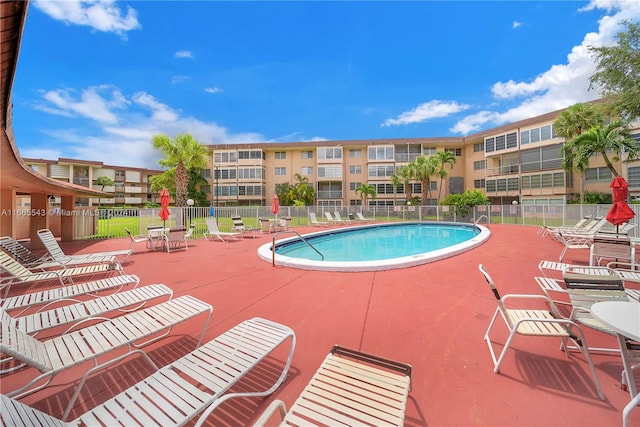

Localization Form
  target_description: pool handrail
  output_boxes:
[272,231,324,266]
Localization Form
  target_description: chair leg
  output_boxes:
[623,392,640,427]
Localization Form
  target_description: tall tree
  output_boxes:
[392,164,414,204]
[555,103,605,203]
[292,173,316,206]
[588,21,640,120]
[412,156,438,205]
[434,151,457,200]
[561,120,640,178]
[355,183,377,207]
[151,133,209,207]
[554,103,604,140]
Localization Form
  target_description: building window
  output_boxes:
[201,169,211,178]
[350,182,361,191]
[238,150,264,160]
[473,143,484,152]
[238,167,263,179]
[200,184,211,194]
[445,148,462,156]
[473,160,486,170]
[423,147,437,155]
[275,151,286,160]
[317,166,342,178]
[349,149,362,158]
[368,165,395,177]
[275,167,286,176]
[368,146,394,161]
[474,179,485,189]
[214,151,238,163]
[349,165,362,174]
[301,166,313,176]
[521,124,556,146]
[318,147,343,160]
[628,167,640,187]
[585,167,613,182]
[301,151,313,159]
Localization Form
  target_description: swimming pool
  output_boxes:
[257,222,490,272]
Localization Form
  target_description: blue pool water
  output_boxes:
[257,222,491,272]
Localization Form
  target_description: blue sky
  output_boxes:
[11,0,640,169]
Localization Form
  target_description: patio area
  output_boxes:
[2,223,639,426]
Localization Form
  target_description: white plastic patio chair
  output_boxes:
[203,217,242,242]
[479,264,604,400]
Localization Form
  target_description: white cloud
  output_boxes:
[33,0,140,36]
[36,85,127,124]
[171,76,190,84]
[174,50,194,59]
[204,87,224,94]
[450,0,640,134]
[30,85,266,168]
[381,100,471,127]
[512,21,522,29]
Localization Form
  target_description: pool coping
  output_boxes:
[257,221,491,272]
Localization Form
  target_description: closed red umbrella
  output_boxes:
[606,176,635,229]
[159,188,171,227]
[271,194,279,221]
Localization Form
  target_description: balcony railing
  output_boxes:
[316,190,343,199]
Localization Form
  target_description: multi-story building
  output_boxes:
[205,105,640,208]
[22,158,162,207]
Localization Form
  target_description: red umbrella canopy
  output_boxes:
[606,177,635,226]
[159,188,171,222]
[271,194,280,215]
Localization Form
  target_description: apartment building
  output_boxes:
[205,105,640,208]
[23,158,162,207]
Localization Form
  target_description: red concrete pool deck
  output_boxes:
[2,223,639,426]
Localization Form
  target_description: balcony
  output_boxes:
[316,190,343,199]
[485,165,520,177]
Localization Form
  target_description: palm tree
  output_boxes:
[561,120,640,178]
[412,156,438,205]
[355,183,377,207]
[434,151,456,200]
[293,173,316,206]
[392,164,414,204]
[555,103,605,204]
[151,133,209,207]
[554,103,604,140]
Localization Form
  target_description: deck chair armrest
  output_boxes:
[245,399,288,427]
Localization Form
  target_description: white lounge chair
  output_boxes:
[254,345,412,426]
[356,212,374,222]
[557,232,591,262]
[0,236,116,271]
[3,283,172,336]
[1,273,140,315]
[203,217,242,242]
[0,251,122,295]
[309,212,328,226]
[479,264,604,400]
[2,295,212,410]
[0,317,295,425]
[324,211,344,223]
[232,216,259,237]
[333,211,351,223]
[37,228,133,262]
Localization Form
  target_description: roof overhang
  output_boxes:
[1,0,109,199]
